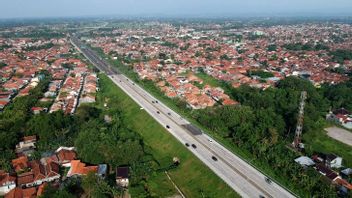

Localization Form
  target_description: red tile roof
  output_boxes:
[12,156,29,172]
[5,187,36,198]
[67,160,98,177]
[0,170,16,186]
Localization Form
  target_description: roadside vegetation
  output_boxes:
[96,47,352,197]
[95,74,239,197]
[0,65,238,197]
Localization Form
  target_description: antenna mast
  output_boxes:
[292,91,307,149]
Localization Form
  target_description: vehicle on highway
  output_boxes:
[259,195,265,198]
[265,177,272,184]
[166,125,170,129]
[208,139,213,143]
[152,101,155,103]
[157,111,160,114]
[211,156,218,161]
[191,144,197,148]
[132,83,135,85]
[185,143,190,147]
[155,101,158,103]
[168,112,171,116]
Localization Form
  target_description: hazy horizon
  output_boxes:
[1,0,352,19]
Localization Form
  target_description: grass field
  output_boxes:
[195,72,224,88]
[96,74,239,198]
[304,126,352,168]
[91,52,301,195]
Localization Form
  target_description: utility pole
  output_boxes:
[292,91,307,150]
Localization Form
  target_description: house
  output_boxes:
[326,108,352,129]
[315,163,339,181]
[0,170,16,196]
[97,164,108,178]
[326,154,343,169]
[17,159,60,188]
[312,153,343,169]
[31,107,47,115]
[116,167,129,188]
[341,168,352,179]
[0,101,9,110]
[53,147,76,167]
[334,178,352,191]
[4,187,37,198]
[294,156,315,167]
[11,156,29,172]
[15,136,37,157]
[66,160,98,177]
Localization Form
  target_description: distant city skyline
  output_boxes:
[1,0,352,19]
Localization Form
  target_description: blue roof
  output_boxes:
[98,164,107,175]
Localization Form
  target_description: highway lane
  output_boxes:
[71,37,296,198]
[109,74,273,197]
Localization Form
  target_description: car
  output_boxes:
[211,156,218,161]
[119,80,121,82]
[166,125,170,129]
[265,177,272,184]
[152,101,155,103]
[259,195,265,198]
[132,83,135,85]
[191,144,197,148]
[157,111,160,114]
[208,139,213,143]
[168,112,171,116]
[155,101,158,103]
[185,143,190,147]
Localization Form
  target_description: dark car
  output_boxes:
[157,111,160,114]
[132,83,135,85]
[185,143,190,147]
[265,177,272,184]
[166,125,170,129]
[211,156,218,161]
[168,112,171,116]
[191,144,197,148]
[152,101,155,103]
[155,101,158,103]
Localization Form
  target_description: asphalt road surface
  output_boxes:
[70,36,296,198]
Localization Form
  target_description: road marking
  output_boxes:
[72,39,289,198]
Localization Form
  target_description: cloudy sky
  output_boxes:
[1,0,352,19]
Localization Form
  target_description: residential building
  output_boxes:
[116,167,129,188]
[0,170,16,196]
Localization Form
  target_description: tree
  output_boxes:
[81,172,118,198]
[267,44,277,52]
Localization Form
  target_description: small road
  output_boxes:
[70,36,296,198]
[326,126,352,146]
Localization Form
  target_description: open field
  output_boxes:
[304,126,352,167]
[89,51,303,196]
[95,74,239,197]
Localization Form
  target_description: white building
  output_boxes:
[0,170,16,196]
